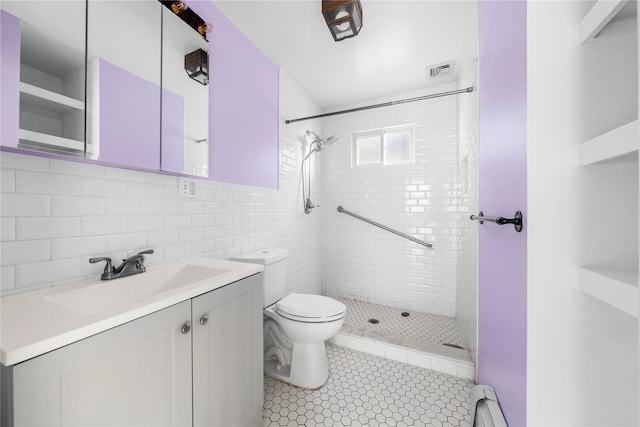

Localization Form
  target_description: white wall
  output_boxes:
[0,71,323,298]
[528,1,638,425]
[319,84,461,317]
[456,6,479,362]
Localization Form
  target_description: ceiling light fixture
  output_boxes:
[321,0,363,42]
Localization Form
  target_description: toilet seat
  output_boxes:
[275,293,346,323]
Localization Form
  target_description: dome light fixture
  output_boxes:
[321,0,363,42]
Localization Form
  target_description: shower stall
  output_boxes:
[308,16,479,376]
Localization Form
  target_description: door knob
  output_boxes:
[180,322,191,334]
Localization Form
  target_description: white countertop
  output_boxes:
[1,257,263,366]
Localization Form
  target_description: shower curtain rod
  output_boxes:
[285,86,474,124]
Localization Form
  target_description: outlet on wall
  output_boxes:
[179,177,198,199]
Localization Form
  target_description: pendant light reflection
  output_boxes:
[321,0,363,42]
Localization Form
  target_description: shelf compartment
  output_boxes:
[20,82,84,114]
[19,129,84,152]
[580,0,636,43]
[578,267,638,317]
[578,119,638,166]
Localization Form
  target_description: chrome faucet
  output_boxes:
[89,249,154,280]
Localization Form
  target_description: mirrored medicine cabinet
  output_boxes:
[0,0,210,178]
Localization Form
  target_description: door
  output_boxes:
[477,1,527,426]
[11,301,192,426]
[192,274,264,427]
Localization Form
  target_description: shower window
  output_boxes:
[353,125,415,166]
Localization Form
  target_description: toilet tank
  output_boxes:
[230,249,288,307]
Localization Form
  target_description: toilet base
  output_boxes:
[264,341,329,389]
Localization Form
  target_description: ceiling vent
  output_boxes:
[428,61,455,79]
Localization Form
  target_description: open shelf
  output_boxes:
[578,267,638,317]
[19,82,84,114]
[580,0,637,43]
[19,129,84,152]
[578,119,638,166]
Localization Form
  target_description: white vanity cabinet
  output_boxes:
[1,273,263,427]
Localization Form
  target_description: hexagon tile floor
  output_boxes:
[263,343,475,427]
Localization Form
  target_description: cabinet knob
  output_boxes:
[199,314,208,326]
[180,322,191,334]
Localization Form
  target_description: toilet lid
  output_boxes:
[275,293,346,320]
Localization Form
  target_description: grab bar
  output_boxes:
[470,210,523,232]
[336,206,434,249]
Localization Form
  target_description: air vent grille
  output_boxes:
[428,61,455,79]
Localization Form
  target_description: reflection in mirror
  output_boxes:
[161,5,210,178]
[86,0,162,171]
[1,1,85,156]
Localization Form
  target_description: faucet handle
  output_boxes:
[89,257,115,279]
[137,249,154,256]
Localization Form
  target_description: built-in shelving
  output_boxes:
[18,129,84,152]
[19,82,84,113]
[578,119,639,166]
[578,267,639,317]
[580,0,637,44]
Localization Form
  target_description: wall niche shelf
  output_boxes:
[20,82,84,114]
[578,119,638,166]
[578,267,639,317]
[580,0,637,44]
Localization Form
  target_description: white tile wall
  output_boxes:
[320,83,462,317]
[456,7,479,364]
[0,72,323,297]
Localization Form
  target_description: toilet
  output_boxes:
[231,249,346,389]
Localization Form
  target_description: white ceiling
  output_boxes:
[212,0,478,110]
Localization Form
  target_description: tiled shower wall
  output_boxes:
[0,71,323,297]
[320,83,460,317]
[456,7,479,362]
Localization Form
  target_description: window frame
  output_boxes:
[352,124,416,167]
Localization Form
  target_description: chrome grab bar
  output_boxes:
[336,206,434,249]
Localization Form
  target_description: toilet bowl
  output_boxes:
[230,249,346,389]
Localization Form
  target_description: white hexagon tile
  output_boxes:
[263,344,475,426]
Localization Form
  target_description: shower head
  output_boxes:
[305,130,338,153]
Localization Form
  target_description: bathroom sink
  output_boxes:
[47,264,228,315]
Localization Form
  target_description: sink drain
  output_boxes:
[401,312,410,317]
[368,318,379,324]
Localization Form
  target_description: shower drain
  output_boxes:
[368,318,380,324]
[442,343,465,350]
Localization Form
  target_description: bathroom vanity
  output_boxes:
[0,258,264,427]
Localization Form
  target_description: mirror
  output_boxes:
[160,4,210,178]
[1,1,86,156]
[86,0,162,171]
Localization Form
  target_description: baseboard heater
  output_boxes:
[473,385,508,427]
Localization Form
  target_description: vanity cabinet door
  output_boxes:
[9,301,192,427]
[192,273,264,427]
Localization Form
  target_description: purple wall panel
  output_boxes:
[1,10,20,148]
[478,1,527,426]
[190,1,279,189]
[161,88,185,174]
[98,59,160,170]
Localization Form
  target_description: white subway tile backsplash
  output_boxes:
[146,230,178,247]
[51,236,105,260]
[2,169,15,192]
[1,193,50,217]
[127,182,164,200]
[51,196,104,216]
[16,258,80,288]
[127,216,164,233]
[16,170,79,195]
[1,152,49,172]
[105,233,146,253]
[80,177,127,198]
[50,159,105,178]
[1,266,15,291]
[1,218,15,241]
[1,239,50,266]
[16,217,80,240]
[105,198,146,216]
[80,216,128,236]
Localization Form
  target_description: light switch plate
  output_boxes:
[179,177,198,199]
